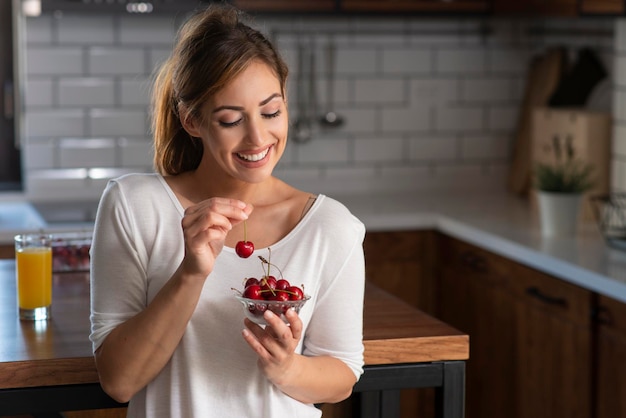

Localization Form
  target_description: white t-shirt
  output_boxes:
[89,173,366,418]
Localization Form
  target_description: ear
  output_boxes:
[179,107,203,138]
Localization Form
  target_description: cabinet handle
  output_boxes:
[526,286,568,308]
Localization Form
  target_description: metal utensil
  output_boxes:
[319,38,344,128]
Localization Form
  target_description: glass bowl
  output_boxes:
[235,294,310,326]
[51,231,92,273]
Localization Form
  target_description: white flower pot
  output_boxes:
[537,191,583,237]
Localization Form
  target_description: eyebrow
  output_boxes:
[212,93,282,114]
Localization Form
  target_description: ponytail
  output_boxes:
[151,58,203,176]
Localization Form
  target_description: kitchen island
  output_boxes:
[0,259,468,418]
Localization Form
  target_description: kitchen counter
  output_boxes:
[2,191,625,303]
[333,191,626,304]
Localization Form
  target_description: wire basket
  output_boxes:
[590,193,626,250]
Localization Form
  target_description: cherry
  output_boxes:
[260,276,277,293]
[236,241,254,258]
[235,220,254,258]
[244,277,259,288]
[276,279,290,291]
[243,284,263,300]
[287,286,304,301]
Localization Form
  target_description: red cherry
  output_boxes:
[244,277,259,288]
[243,284,263,300]
[260,276,277,297]
[287,286,304,301]
[276,279,290,291]
[270,291,290,302]
[235,241,254,258]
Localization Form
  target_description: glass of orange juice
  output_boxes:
[14,233,52,320]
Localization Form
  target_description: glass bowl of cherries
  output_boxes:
[233,248,309,326]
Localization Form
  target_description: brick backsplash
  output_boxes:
[21,13,616,201]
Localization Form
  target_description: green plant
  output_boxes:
[534,135,594,193]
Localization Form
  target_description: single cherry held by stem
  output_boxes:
[235,219,254,258]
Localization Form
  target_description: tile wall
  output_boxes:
[19,11,615,201]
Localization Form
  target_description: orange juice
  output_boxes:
[16,247,52,309]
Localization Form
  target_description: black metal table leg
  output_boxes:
[435,361,466,418]
[355,361,466,418]
[359,389,401,418]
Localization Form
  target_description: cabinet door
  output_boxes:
[341,0,489,12]
[581,0,625,14]
[230,0,336,12]
[492,0,577,16]
[437,234,593,418]
[437,234,516,418]
[595,294,626,418]
[363,230,437,313]
[510,263,593,418]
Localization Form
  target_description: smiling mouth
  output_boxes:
[236,147,270,162]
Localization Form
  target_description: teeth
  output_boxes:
[237,148,269,162]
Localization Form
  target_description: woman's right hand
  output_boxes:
[180,197,252,278]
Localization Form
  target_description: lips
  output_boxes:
[236,147,270,162]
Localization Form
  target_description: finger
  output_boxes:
[263,311,294,343]
[284,308,302,340]
[185,197,248,215]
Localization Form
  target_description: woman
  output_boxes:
[89,4,365,418]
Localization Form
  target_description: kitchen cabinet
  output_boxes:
[580,0,625,14]
[437,234,516,418]
[363,230,438,314]
[492,0,577,16]
[436,234,593,418]
[509,261,592,418]
[340,0,489,13]
[232,0,489,14]
[594,294,626,418]
[230,0,336,12]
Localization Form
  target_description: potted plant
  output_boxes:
[533,135,594,236]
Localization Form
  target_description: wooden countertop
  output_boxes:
[0,259,468,390]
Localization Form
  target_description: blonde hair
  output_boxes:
[151,4,289,175]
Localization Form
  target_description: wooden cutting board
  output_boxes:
[507,48,566,196]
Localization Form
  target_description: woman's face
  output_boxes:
[186,60,288,184]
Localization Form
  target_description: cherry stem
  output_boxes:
[243,219,248,242]
[258,255,284,280]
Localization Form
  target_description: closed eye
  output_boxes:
[263,110,281,119]
[219,119,243,128]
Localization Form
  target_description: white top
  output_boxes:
[89,173,366,418]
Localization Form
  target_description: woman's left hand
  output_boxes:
[242,308,303,385]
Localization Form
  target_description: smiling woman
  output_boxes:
[89,4,366,418]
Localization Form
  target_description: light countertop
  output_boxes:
[2,192,626,304]
[334,192,626,304]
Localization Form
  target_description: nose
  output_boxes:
[245,116,265,145]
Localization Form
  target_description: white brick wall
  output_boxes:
[20,13,615,200]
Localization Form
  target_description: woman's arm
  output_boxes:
[93,197,252,403]
[95,265,206,403]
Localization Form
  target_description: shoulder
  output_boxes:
[309,195,366,242]
[106,172,163,192]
